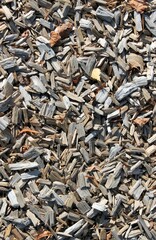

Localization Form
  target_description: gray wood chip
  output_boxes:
[115,82,138,101]
[9,162,38,170]
[0,116,10,130]
[8,190,19,208]
[96,6,114,22]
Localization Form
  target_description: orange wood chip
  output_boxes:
[19,128,39,135]
[133,117,150,126]
[35,231,53,240]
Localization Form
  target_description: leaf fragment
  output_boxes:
[49,32,61,47]
[50,22,73,47]
[128,0,148,13]
[133,117,150,126]
[35,230,53,240]
[127,53,144,72]
[91,68,101,81]
[55,22,73,37]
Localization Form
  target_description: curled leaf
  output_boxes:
[50,22,73,47]
[127,53,144,72]
[128,0,148,13]
[133,117,150,126]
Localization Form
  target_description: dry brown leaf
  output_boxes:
[35,230,53,240]
[55,22,73,37]
[128,0,148,13]
[50,22,73,47]
[19,127,39,135]
[133,117,150,126]
[127,53,144,72]
[49,31,61,47]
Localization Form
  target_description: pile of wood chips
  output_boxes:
[0,0,156,239]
